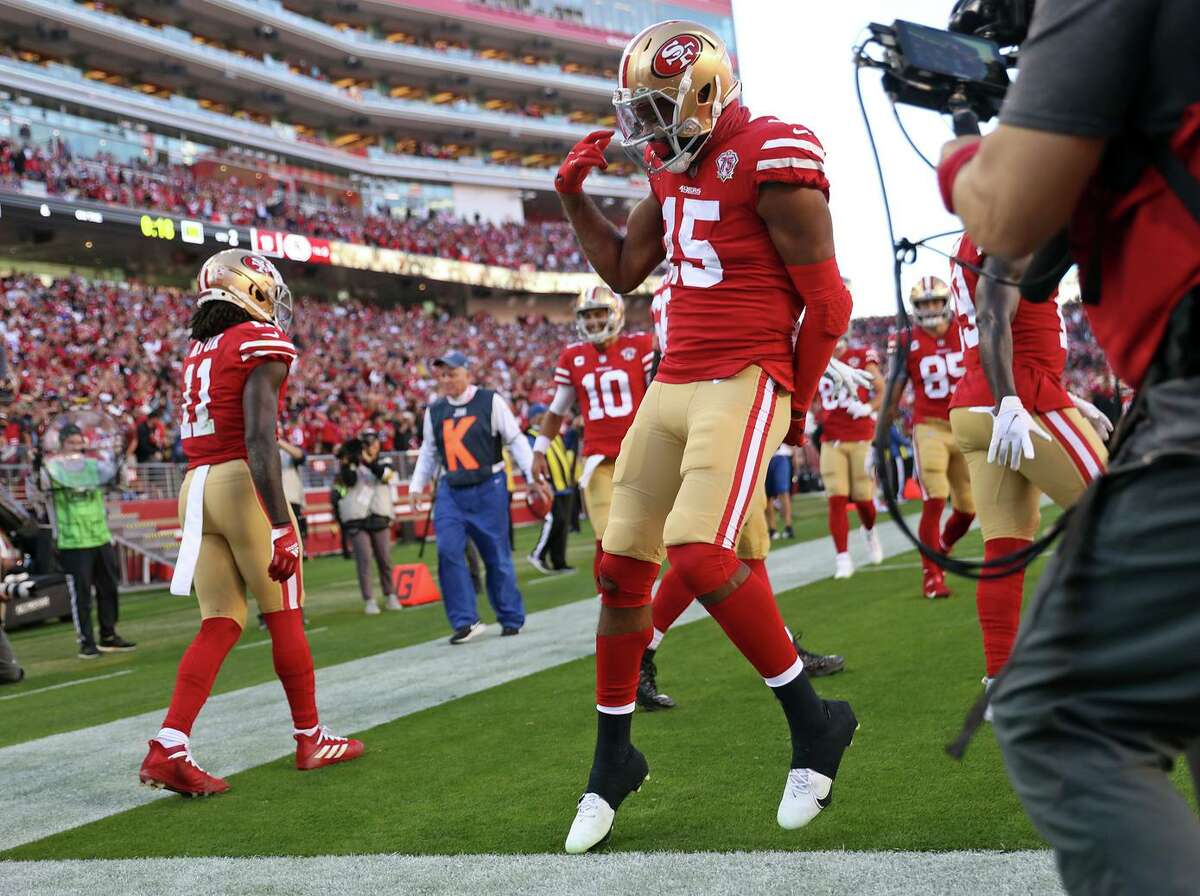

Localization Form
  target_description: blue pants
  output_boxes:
[434,472,525,631]
[765,454,792,498]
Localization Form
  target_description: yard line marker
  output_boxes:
[0,669,133,702]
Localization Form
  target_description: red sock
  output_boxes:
[592,541,603,592]
[667,544,797,680]
[743,557,770,586]
[941,510,975,552]
[975,538,1030,677]
[919,498,946,572]
[854,500,877,530]
[827,496,850,553]
[596,628,651,709]
[162,617,242,735]
[651,565,695,635]
[263,608,319,730]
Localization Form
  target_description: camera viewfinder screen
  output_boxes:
[893,19,1007,85]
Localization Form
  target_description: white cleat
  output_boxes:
[777,767,834,830]
[982,676,995,723]
[385,595,404,611]
[565,792,616,854]
[863,527,884,565]
[834,552,854,579]
[363,599,381,616]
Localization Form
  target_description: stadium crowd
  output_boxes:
[0,139,592,271]
[0,273,1118,465]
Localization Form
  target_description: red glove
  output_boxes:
[268,525,301,582]
[556,130,613,194]
[783,408,808,448]
[788,257,853,412]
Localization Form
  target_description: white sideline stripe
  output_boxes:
[0,669,133,702]
[0,513,947,851]
[233,627,328,651]
[1,851,1066,896]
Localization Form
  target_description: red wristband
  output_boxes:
[937,141,981,214]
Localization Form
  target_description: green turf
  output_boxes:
[6,519,1108,860]
[0,495,847,746]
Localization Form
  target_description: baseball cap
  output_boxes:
[528,403,548,417]
[432,350,470,369]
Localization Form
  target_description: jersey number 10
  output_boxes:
[180,358,216,439]
[581,369,633,420]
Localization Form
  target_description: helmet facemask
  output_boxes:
[574,286,625,344]
[615,84,708,175]
[909,277,954,329]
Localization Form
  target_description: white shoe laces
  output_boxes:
[166,746,205,772]
[314,725,348,744]
[784,768,813,801]
[575,792,607,820]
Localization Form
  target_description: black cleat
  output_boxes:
[99,635,136,653]
[793,633,845,677]
[636,648,676,710]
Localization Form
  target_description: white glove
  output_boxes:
[823,357,874,394]
[976,395,1051,471]
[846,399,874,420]
[1070,393,1114,441]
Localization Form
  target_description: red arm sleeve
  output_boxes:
[788,257,853,412]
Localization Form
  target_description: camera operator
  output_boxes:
[0,532,23,684]
[936,2,1200,892]
[336,431,400,614]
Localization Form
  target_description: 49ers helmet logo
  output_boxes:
[242,254,272,274]
[652,34,703,78]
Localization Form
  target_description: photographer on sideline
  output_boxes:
[937,2,1200,892]
[337,430,400,615]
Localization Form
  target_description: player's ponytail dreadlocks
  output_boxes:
[190,300,253,342]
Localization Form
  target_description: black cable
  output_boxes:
[852,57,1067,580]
[891,103,937,171]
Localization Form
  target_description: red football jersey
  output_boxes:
[180,320,297,469]
[896,322,965,424]
[948,235,1071,412]
[648,112,829,390]
[817,345,879,442]
[554,332,654,458]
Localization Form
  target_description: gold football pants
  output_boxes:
[601,366,788,563]
[178,459,304,627]
[950,406,1107,541]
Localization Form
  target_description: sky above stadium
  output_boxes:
[732,0,966,317]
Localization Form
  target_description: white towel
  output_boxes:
[169,464,209,596]
[579,454,606,489]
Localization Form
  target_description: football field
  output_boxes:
[4,495,1178,894]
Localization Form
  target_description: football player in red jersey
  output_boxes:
[533,285,655,591]
[647,279,849,690]
[139,250,362,797]
[556,21,857,852]
[882,277,976,599]
[816,338,885,580]
[948,235,1111,698]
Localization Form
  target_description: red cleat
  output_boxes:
[295,725,364,771]
[923,567,952,600]
[138,740,229,797]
